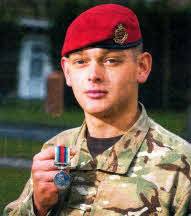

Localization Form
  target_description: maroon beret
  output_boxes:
[61,4,142,57]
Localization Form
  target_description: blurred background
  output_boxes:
[1,0,191,213]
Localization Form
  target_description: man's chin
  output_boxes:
[84,107,115,119]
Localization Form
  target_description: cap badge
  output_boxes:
[113,24,128,45]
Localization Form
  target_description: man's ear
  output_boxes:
[136,52,152,84]
[61,57,72,87]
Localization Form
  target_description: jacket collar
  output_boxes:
[71,104,150,174]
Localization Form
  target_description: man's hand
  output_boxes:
[32,146,75,216]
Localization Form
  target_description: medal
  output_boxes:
[54,171,70,189]
[53,146,71,189]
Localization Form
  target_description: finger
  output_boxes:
[34,147,55,161]
[39,170,70,183]
[34,181,60,194]
[33,170,60,182]
[32,159,57,171]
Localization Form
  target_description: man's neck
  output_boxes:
[84,105,141,138]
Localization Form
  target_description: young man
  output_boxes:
[4,4,191,216]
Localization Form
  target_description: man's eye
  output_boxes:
[76,60,85,64]
[106,59,117,64]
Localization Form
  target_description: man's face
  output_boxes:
[62,47,147,117]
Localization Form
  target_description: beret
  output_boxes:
[61,4,142,57]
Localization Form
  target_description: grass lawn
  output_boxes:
[0,99,84,128]
[0,167,30,214]
[149,110,186,137]
[0,138,42,158]
[0,108,84,128]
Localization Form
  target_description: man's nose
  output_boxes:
[88,61,104,83]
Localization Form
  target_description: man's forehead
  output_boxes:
[68,47,128,58]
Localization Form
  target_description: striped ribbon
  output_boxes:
[55,146,70,164]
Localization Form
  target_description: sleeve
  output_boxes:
[3,178,36,216]
[3,137,57,216]
[3,177,52,216]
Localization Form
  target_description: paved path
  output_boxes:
[0,157,32,168]
[0,124,66,142]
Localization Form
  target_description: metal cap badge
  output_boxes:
[113,24,128,45]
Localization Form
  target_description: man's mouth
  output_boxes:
[85,90,108,99]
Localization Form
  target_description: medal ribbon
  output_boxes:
[55,146,70,164]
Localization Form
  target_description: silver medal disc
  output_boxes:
[53,171,70,189]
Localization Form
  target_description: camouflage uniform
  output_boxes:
[4,105,191,216]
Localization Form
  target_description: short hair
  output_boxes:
[131,43,143,62]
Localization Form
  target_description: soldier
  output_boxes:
[4,4,191,216]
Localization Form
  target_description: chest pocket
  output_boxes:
[91,175,163,216]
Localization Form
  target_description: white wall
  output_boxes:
[17,34,53,99]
